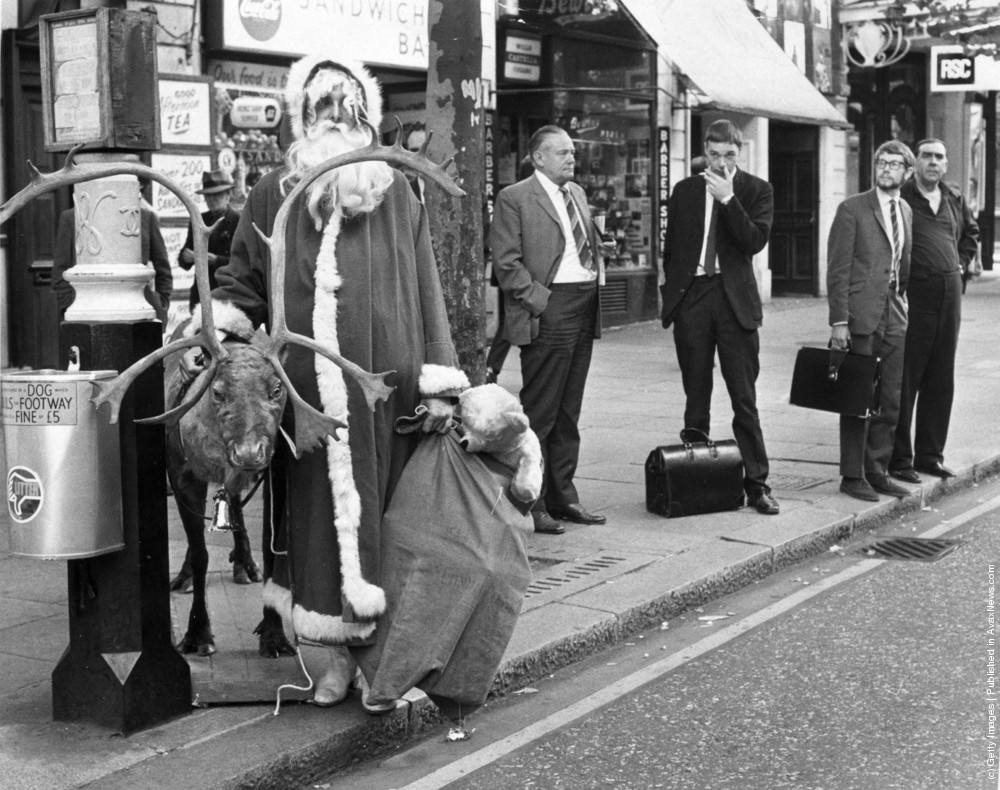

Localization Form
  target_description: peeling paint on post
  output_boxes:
[426,0,487,380]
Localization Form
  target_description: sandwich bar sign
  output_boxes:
[931,46,1000,92]
[215,0,429,70]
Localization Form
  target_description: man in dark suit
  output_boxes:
[827,140,914,501]
[178,169,241,309]
[660,118,779,515]
[890,138,979,482]
[491,124,605,534]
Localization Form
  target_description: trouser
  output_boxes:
[486,291,511,374]
[672,275,769,493]
[840,290,907,478]
[519,282,597,512]
[891,270,961,469]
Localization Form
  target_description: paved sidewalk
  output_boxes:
[3,273,1000,789]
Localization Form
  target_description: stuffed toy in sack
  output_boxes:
[458,383,542,506]
[354,383,538,720]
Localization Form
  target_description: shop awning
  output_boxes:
[655,0,851,129]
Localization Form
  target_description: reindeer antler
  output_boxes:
[246,117,466,454]
[0,145,227,425]
[0,123,466,454]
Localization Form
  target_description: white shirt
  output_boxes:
[534,170,596,284]
[696,182,733,277]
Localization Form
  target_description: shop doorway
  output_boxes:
[769,122,819,295]
[2,29,67,369]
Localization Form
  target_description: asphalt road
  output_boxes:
[313,478,1000,790]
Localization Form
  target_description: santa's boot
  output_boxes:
[300,644,356,707]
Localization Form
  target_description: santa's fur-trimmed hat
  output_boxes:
[284,53,384,141]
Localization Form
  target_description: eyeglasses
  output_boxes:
[875,159,907,172]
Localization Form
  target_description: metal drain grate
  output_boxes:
[860,537,963,562]
[524,554,629,599]
[768,473,832,492]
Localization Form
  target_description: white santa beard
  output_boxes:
[284,121,393,228]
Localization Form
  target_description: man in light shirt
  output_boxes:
[490,125,606,534]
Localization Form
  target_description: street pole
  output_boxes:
[983,90,996,271]
[34,5,191,732]
[425,0,488,381]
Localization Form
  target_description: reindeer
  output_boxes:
[164,334,283,656]
[0,125,464,660]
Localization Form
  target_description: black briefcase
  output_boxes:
[789,347,881,418]
[645,429,745,518]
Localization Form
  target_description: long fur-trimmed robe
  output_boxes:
[209,166,465,645]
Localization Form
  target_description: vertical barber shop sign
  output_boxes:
[658,126,670,269]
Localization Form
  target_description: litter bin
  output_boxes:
[2,369,124,559]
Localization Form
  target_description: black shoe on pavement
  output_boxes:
[532,511,565,534]
[549,503,606,525]
[748,489,780,515]
[915,461,955,478]
[889,467,921,484]
[867,474,910,499]
[840,477,879,502]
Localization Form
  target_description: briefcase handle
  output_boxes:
[827,347,849,382]
[679,427,719,459]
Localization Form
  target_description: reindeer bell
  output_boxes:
[210,488,233,532]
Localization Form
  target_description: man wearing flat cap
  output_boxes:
[177,169,241,308]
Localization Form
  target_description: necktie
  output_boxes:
[561,186,594,272]
[889,198,901,280]
[703,202,719,276]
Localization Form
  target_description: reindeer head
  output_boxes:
[209,338,287,473]
[0,122,465,457]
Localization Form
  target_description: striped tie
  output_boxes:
[561,186,594,272]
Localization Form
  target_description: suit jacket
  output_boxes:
[660,169,774,331]
[827,188,912,336]
[490,174,602,346]
[179,206,242,306]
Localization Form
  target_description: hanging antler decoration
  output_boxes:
[0,121,465,456]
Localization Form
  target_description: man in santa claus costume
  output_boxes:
[197,53,467,708]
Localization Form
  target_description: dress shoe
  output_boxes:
[915,461,955,478]
[840,477,879,502]
[532,511,565,535]
[549,503,607,525]
[867,474,910,499]
[889,467,921,484]
[748,489,780,515]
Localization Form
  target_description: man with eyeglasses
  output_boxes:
[827,140,914,502]
[889,138,979,483]
[491,124,606,534]
[660,119,779,515]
